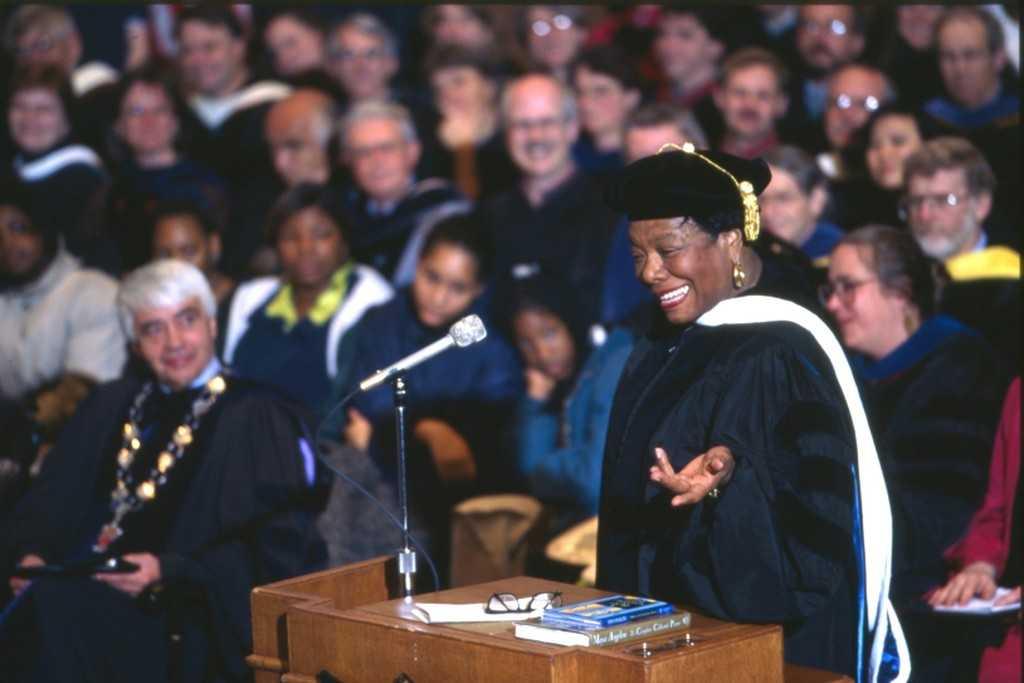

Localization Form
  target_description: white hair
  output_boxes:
[338,99,418,147]
[499,73,577,125]
[117,259,216,341]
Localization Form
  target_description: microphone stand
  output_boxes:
[392,374,418,604]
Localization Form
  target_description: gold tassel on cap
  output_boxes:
[658,143,761,242]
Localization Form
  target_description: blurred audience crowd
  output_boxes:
[0,5,1019,682]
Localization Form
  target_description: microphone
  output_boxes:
[358,314,487,392]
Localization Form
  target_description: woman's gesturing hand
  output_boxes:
[649,445,735,507]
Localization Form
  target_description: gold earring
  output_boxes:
[732,262,746,290]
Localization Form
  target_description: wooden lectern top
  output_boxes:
[249,556,851,683]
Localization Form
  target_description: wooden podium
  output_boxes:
[248,557,851,683]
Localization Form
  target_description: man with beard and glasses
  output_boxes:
[713,47,789,160]
[0,181,125,506]
[480,73,619,330]
[902,137,1020,374]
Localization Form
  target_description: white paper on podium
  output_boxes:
[933,587,1021,615]
[407,597,547,624]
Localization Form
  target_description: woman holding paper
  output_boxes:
[929,378,1020,683]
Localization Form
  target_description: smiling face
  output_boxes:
[275,206,347,291]
[8,87,69,154]
[630,217,739,325]
[715,63,787,142]
[824,243,911,360]
[503,75,578,181]
[133,296,217,391]
[412,242,482,329]
[513,308,576,383]
[865,113,923,190]
[178,21,247,97]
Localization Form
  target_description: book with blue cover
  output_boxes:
[540,594,674,627]
[516,610,691,647]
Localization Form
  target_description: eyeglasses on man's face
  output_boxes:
[800,18,848,37]
[897,192,967,221]
[484,591,562,614]
[532,14,574,38]
[830,93,880,112]
[818,277,876,306]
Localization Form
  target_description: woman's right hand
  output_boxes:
[525,368,557,401]
[9,554,44,596]
[928,561,998,606]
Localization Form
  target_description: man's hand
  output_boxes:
[92,553,161,597]
[928,561,998,607]
[9,554,44,596]
[649,445,735,507]
[345,407,373,452]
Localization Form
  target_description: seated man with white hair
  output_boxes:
[1,259,325,683]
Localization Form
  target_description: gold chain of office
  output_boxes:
[92,374,227,553]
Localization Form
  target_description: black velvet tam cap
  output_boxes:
[604,147,772,240]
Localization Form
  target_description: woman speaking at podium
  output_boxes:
[596,145,908,682]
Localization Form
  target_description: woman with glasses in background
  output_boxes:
[822,224,1009,681]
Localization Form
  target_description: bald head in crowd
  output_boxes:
[264,89,336,186]
[824,63,893,150]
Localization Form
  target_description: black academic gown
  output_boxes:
[0,375,325,683]
[597,315,858,676]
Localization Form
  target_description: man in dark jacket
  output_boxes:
[1,259,324,683]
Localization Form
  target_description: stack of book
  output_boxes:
[514,594,691,647]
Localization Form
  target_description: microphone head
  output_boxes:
[449,314,487,347]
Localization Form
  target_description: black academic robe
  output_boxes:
[597,319,858,676]
[0,375,325,683]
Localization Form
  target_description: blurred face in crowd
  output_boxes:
[276,206,347,292]
[654,13,721,85]
[897,5,945,50]
[624,123,688,163]
[132,296,217,392]
[326,25,397,101]
[0,204,45,280]
[412,242,482,329]
[265,94,332,187]
[760,166,826,248]
[824,244,910,360]
[630,218,740,326]
[429,5,493,50]
[8,87,69,154]
[151,213,221,274]
[514,308,576,383]
[796,5,864,74]
[14,23,81,73]
[937,15,1006,110]
[715,63,788,142]
[503,75,578,181]
[178,20,247,97]
[905,167,989,260]
[866,114,924,190]
[344,116,420,203]
[431,65,496,118]
[264,15,325,77]
[573,65,640,142]
[824,66,888,150]
[526,7,585,75]
[117,81,179,164]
